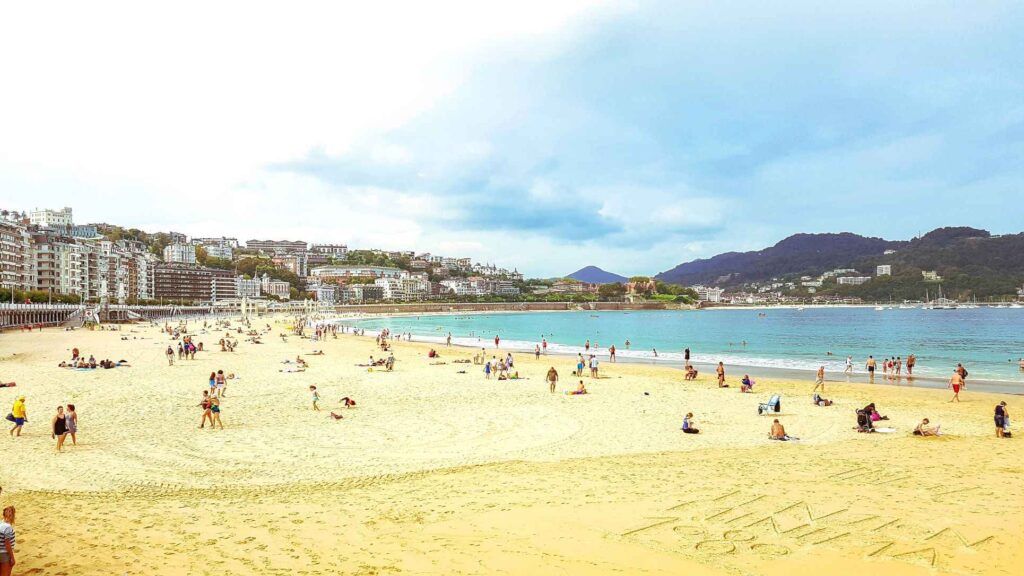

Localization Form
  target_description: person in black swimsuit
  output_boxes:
[995,401,1007,438]
[51,405,69,452]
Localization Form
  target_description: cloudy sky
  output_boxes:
[2,1,1021,277]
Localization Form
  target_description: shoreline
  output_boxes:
[331,313,1024,395]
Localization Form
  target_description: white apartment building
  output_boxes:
[29,207,73,228]
[163,243,197,264]
[692,285,724,303]
[837,276,871,285]
[260,273,291,300]
[236,277,262,298]
[0,214,32,290]
[876,265,891,276]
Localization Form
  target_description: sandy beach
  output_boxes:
[1,317,1021,575]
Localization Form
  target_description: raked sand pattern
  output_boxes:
[0,318,1021,575]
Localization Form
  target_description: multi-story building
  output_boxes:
[246,239,307,255]
[310,244,348,259]
[236,277,262,298]
[272,253,307,277]
[922,270,942,282]
[0,214,32,290]
[29,207,73,228]
[876,265,891,276]
[154,265,213,302]
[693,285,724,303]
[30,232,82,297]
[259,273,291,300]
[309,265,403,284]
[193,237,237,261]
[163,243,197,265]
[309,282,336,303]
[210,269,238,302]
[837,276,871,286]
[343,284,384,303]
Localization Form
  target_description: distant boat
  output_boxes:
[924,286,958,310]
[874,306,884,311]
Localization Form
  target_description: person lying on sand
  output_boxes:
[813,394,832,407]
[567,381,588,395]
[913,418,941,436]
[769,419,796,441]
[279,367,305,373]
[310,350,324,356]
[329,412,345,420]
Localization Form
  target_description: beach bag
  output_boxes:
[5,413,15,423]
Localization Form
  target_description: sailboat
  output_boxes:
[925,285,958,310]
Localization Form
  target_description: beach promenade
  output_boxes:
[0,318,1021,575]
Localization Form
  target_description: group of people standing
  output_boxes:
[6,396,78,452]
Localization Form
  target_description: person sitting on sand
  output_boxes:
[813,394,833,407]
[864,403,888,421]
[913,418,941,436]
[428,349,438,358]
[681,412,700,434]
[310,350,324,356]
[567,380,588,395]
[769,419,795,441]
[340,397,356,408]
[740,375,754,393]
[684,365,698,381]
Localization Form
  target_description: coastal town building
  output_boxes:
[310,244,348,259]
[210,269,238,302]
[0,213,32,291]
[163,243,197,265]
[309,265,403,284]
[922,270,942,282]
[309,282,336,303]
[693,285,724,303]
[153,265,214,303]
[193,237,237,260]
[272,254,307,277]
[876,265,891,276]
[246,239,308,255]
[260,273,291,300]
[837,276,871,285]
[235,277,262,298]
[342,283,384,303]
[29,207,74,228]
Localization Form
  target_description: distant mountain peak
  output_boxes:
[567,266,627,284]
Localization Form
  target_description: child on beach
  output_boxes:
[209,396,223,429]
[681,413,699,434]
[0,505,15,574]
[913,418,941,436]
[310,386,321,411]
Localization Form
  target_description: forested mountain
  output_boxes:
[655,227,1024,300]
[655,232,899,286]
[567,266,628,284]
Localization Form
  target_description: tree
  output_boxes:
[598,283,626,299]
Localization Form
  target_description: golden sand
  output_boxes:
[0,317,1021,575]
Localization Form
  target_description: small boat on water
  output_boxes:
[924,286,958,310]
[874,306,884,311]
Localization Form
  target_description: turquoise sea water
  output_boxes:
[352,307,1024,392]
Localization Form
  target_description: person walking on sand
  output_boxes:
[844,356,853,375]
[542,338,547,354]
[609,344,616,363]
[51,406,69,452]
[198,391,213,429]
[209,395,224,429]
[166,345,175,366]
[546,367,559,393]
[8,397,26,437]
[948,369,964,402]
[215,370,226,397]
[907,354,916,375]
[446,333,452,347]
[65,404,78,446]
[0,505,16,576]
[813,366,825,392]
[716,362,726,387]
[684,348,690,362]
[494,335,500,349]
[310,386,321,412]
[534,345,540,359]
[866,356,876,382]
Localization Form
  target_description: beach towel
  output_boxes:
[874,427,896,433]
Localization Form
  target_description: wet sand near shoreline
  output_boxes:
[0,318,1021,575]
